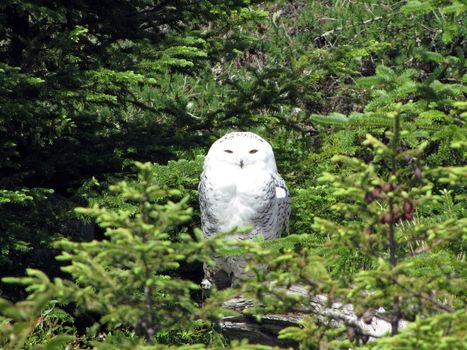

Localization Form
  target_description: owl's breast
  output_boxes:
[203,168,273,234]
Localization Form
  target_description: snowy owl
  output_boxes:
[199,132,290,288]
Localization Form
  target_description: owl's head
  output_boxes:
[204,132,278,172]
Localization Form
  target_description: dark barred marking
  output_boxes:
[217,132,266,144]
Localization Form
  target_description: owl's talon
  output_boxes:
[201,279,212,290]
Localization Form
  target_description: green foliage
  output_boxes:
[238,99,465,349]
[1,162,246,348]
[0,188,57,279]
[57,162,242,346]
[0,0,259,298]
[291,185,337,236]
[58,162,199,337]
[364,310,466,350]
[0,269,75,350]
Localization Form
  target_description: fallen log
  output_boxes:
[220,285,407,347]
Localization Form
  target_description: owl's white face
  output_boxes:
[204,132,278,173]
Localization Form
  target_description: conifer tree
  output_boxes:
[237,60,466,348]
[1,162,250,348]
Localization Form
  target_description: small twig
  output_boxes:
[391,277,453,313]
[315,16,384,41]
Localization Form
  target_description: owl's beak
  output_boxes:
[239,159,244,168]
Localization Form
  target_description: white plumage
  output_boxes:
[199,132,290,288]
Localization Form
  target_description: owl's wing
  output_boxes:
[198,171,218,238]
[275,174,292,236]
[272,172,291,238]
[253,172,291,240]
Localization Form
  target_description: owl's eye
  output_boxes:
[224,149,233,154]
[249,149,258,154]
